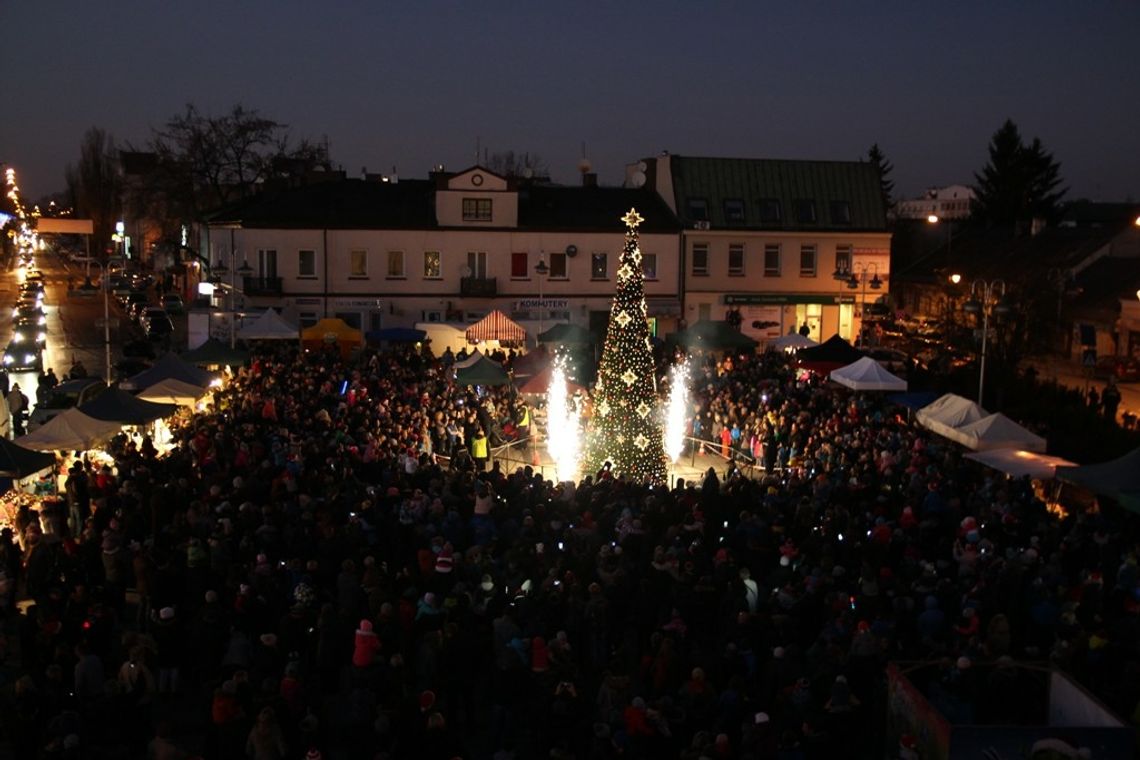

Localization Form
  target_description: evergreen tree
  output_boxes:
[583,209,667,482]
[867,143,894,212]
[973,119,1066,228]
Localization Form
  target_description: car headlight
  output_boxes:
[12,334,23,343]
[38,316,46,325]
[37,332,45,343]
[24,354,35,364]
[2,355,12,365]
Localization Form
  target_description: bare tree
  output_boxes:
[486,151,549,180]
[64,127,122,255]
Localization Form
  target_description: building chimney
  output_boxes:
[582,172,597,188]
[361,166,367,180]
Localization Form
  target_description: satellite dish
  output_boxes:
[460,264,472,278]
[565,245,578,258]
[522,167,534,179]
[630,171,646,188]
[637,161,647,172]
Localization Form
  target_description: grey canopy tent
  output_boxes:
[78,388,178,425]
[237,308,299,340]
[829,356,907,392]
[537,323,594,346]
[16,408,123,451]
[121,353,217,391]
[1056,447,1140,514]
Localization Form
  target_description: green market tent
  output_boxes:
[671,320,758,351]
[537,323,594,346]
[181,338,250,367]
[0,437,57,478]
[455,354,510,387]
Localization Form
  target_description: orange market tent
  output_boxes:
[301,318,364,358]
[465,310,526,344]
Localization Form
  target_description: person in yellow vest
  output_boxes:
[470,427,489,471]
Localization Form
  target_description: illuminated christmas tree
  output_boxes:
[583,208,667,482]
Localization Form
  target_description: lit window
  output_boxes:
[298,249,316,277]
[642,253,658,280]
[835,245,852,275]
[691,243,708,276]
[591,252,608,280]
[763,244,781,277]
[350,249,368,278]
[728,243,744,276]
[462,198,492,221]
[423,251,441,279]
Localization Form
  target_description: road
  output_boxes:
[1023,355,1140,423]
[2,250,164,417]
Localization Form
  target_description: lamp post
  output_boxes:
[846,263,882,346]
[534,255,550,338]
[963,279,1012,405]
[213,252,254,348]
[76,256,123,384]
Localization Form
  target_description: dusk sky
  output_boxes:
[3,2,1138,203]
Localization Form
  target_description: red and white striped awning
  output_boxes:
[465,309,527,343]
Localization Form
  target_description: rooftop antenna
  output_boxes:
[475,137,480,166]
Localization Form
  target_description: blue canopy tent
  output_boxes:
[888,391,940,411]
[366,327,427,343]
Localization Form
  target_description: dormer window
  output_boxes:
[758,199,782,224]
[829,200,852,225]
[687,198,709,221]
[724,199,745,224]
[794,199,817,224]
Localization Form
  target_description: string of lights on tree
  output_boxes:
[583,208,667,482]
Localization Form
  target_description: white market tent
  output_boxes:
[916,393,988,440]
[138,378,209,407]
[829,356,907,391]
[965,449,1077,480]
[771,333,819,351]
[237,309,299,340]
[15,408,123,451]
[943,412,1047,453]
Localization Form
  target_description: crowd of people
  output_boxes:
[1,340,1139,759]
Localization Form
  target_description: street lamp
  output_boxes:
[534,255,550,337]
[847,263,882,346]
[928,213,953,268]
[962,279,1012,405]
[213,253,254,348]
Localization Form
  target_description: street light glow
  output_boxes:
[949,273,962,285]
[927,214,940,224]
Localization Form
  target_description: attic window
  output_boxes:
[687,198,709,221]
[795,199,817,224]
[462,198,492,222]
[830,200,852,225]
[724,199,745,224]
[758,199,782,224]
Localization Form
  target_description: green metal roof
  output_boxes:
[666,156,887,232]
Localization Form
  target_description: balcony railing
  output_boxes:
[460,276,497,297]
[242,276,284,295]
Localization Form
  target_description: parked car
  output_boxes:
[126,296,152,322]
[3,339,41,371]
[138,306,168,333]
[161,293,185,314]
[145,314,175,341]
[1094,356,1140,383]
[865,347,914,374]
[12,319,46,348]
[26,378,107,432]
[13,304,45,325]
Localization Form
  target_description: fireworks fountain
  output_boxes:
[664,360,690,463]
[545,354,583,483]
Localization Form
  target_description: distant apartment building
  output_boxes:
[894,184,975,221]
[629,154,891,344]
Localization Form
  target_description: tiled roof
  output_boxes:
[663,155,887,231]
[517,185,680,233]
[206,179,437,229]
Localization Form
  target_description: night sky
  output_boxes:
[3,2,1138,202]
